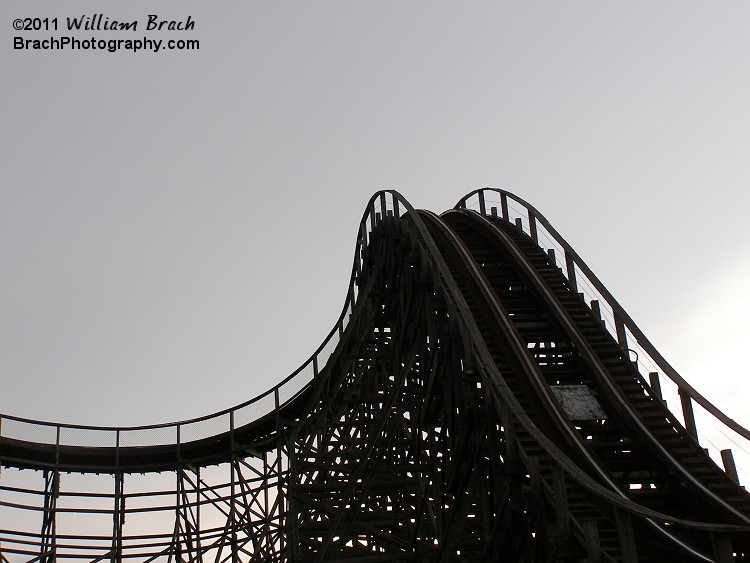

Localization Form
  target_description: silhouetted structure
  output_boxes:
[1,190,749,561]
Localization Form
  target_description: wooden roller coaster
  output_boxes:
[0,189,748,561]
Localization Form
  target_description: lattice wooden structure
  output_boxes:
[1,190,749,561]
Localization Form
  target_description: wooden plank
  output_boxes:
[711,532,734,563]
[721,449,740,485]
[679,388,699,441]
[614,314,628,350]
[615,507,638,563]
[583,520,602,563]
[564,250,577,291]
[527,456,548,558]
[547,248,556,265]
[529,214,538,243]
[552,464,571,542]
[648,372,663,401]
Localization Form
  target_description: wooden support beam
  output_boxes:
[40,470,59,563]
[552,464,571,544]
[527,457,549,559]
[547,248,556,266]
[529,214,538,243]
[614,314,628,350]
[111,472,124,562]
[583,520,602,563]
[721,449,740,485]
[564,250,577,291]
[679,388,699,441]
[590,299,602,322]
[648,372,663,401]
[711,532,735,563]
[614,508,638,563]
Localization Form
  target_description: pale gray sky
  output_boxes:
[2,2,749,427]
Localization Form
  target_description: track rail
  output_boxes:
[456,189,750,467]
[0,192,406,472]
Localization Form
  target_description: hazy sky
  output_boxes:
[2,2,749,430]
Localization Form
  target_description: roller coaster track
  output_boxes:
[0,189,749,561]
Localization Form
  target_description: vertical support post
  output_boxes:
[500,411,524,521]
[55,426,60,466]
[552,464,571,544]
[287,427,300,562]
[711,532,734,563]
[115,430,120,469]
[393,196,400,218]
[478,190,486,215]
[614,314,628,351]
[176,423,182,463]
[547,248,556,266]
[174,468,183,561]
[678,388,699,441]
[40,470,59,562]
[721,449,740,485]
[490,206,498,217]
[359,222,368,255]
[230,410,235,452]
[564,250,577,291]
[648,372,663,401]
[590,300,603,323]
[500,193,509,221]
[614,507,638,563]
[196,466,202,556]
[528,213,538,244]
[274,387,289,558]
[583,520,602,563]
[527,457,548,558]
[230,456,239,563]
[111,472,124,562]
[368,200,376,235]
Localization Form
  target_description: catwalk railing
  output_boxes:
[0,191,411,561]
[456,188,750,486]
[0,192,405,468]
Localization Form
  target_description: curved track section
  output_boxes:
[1,190,749,561]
